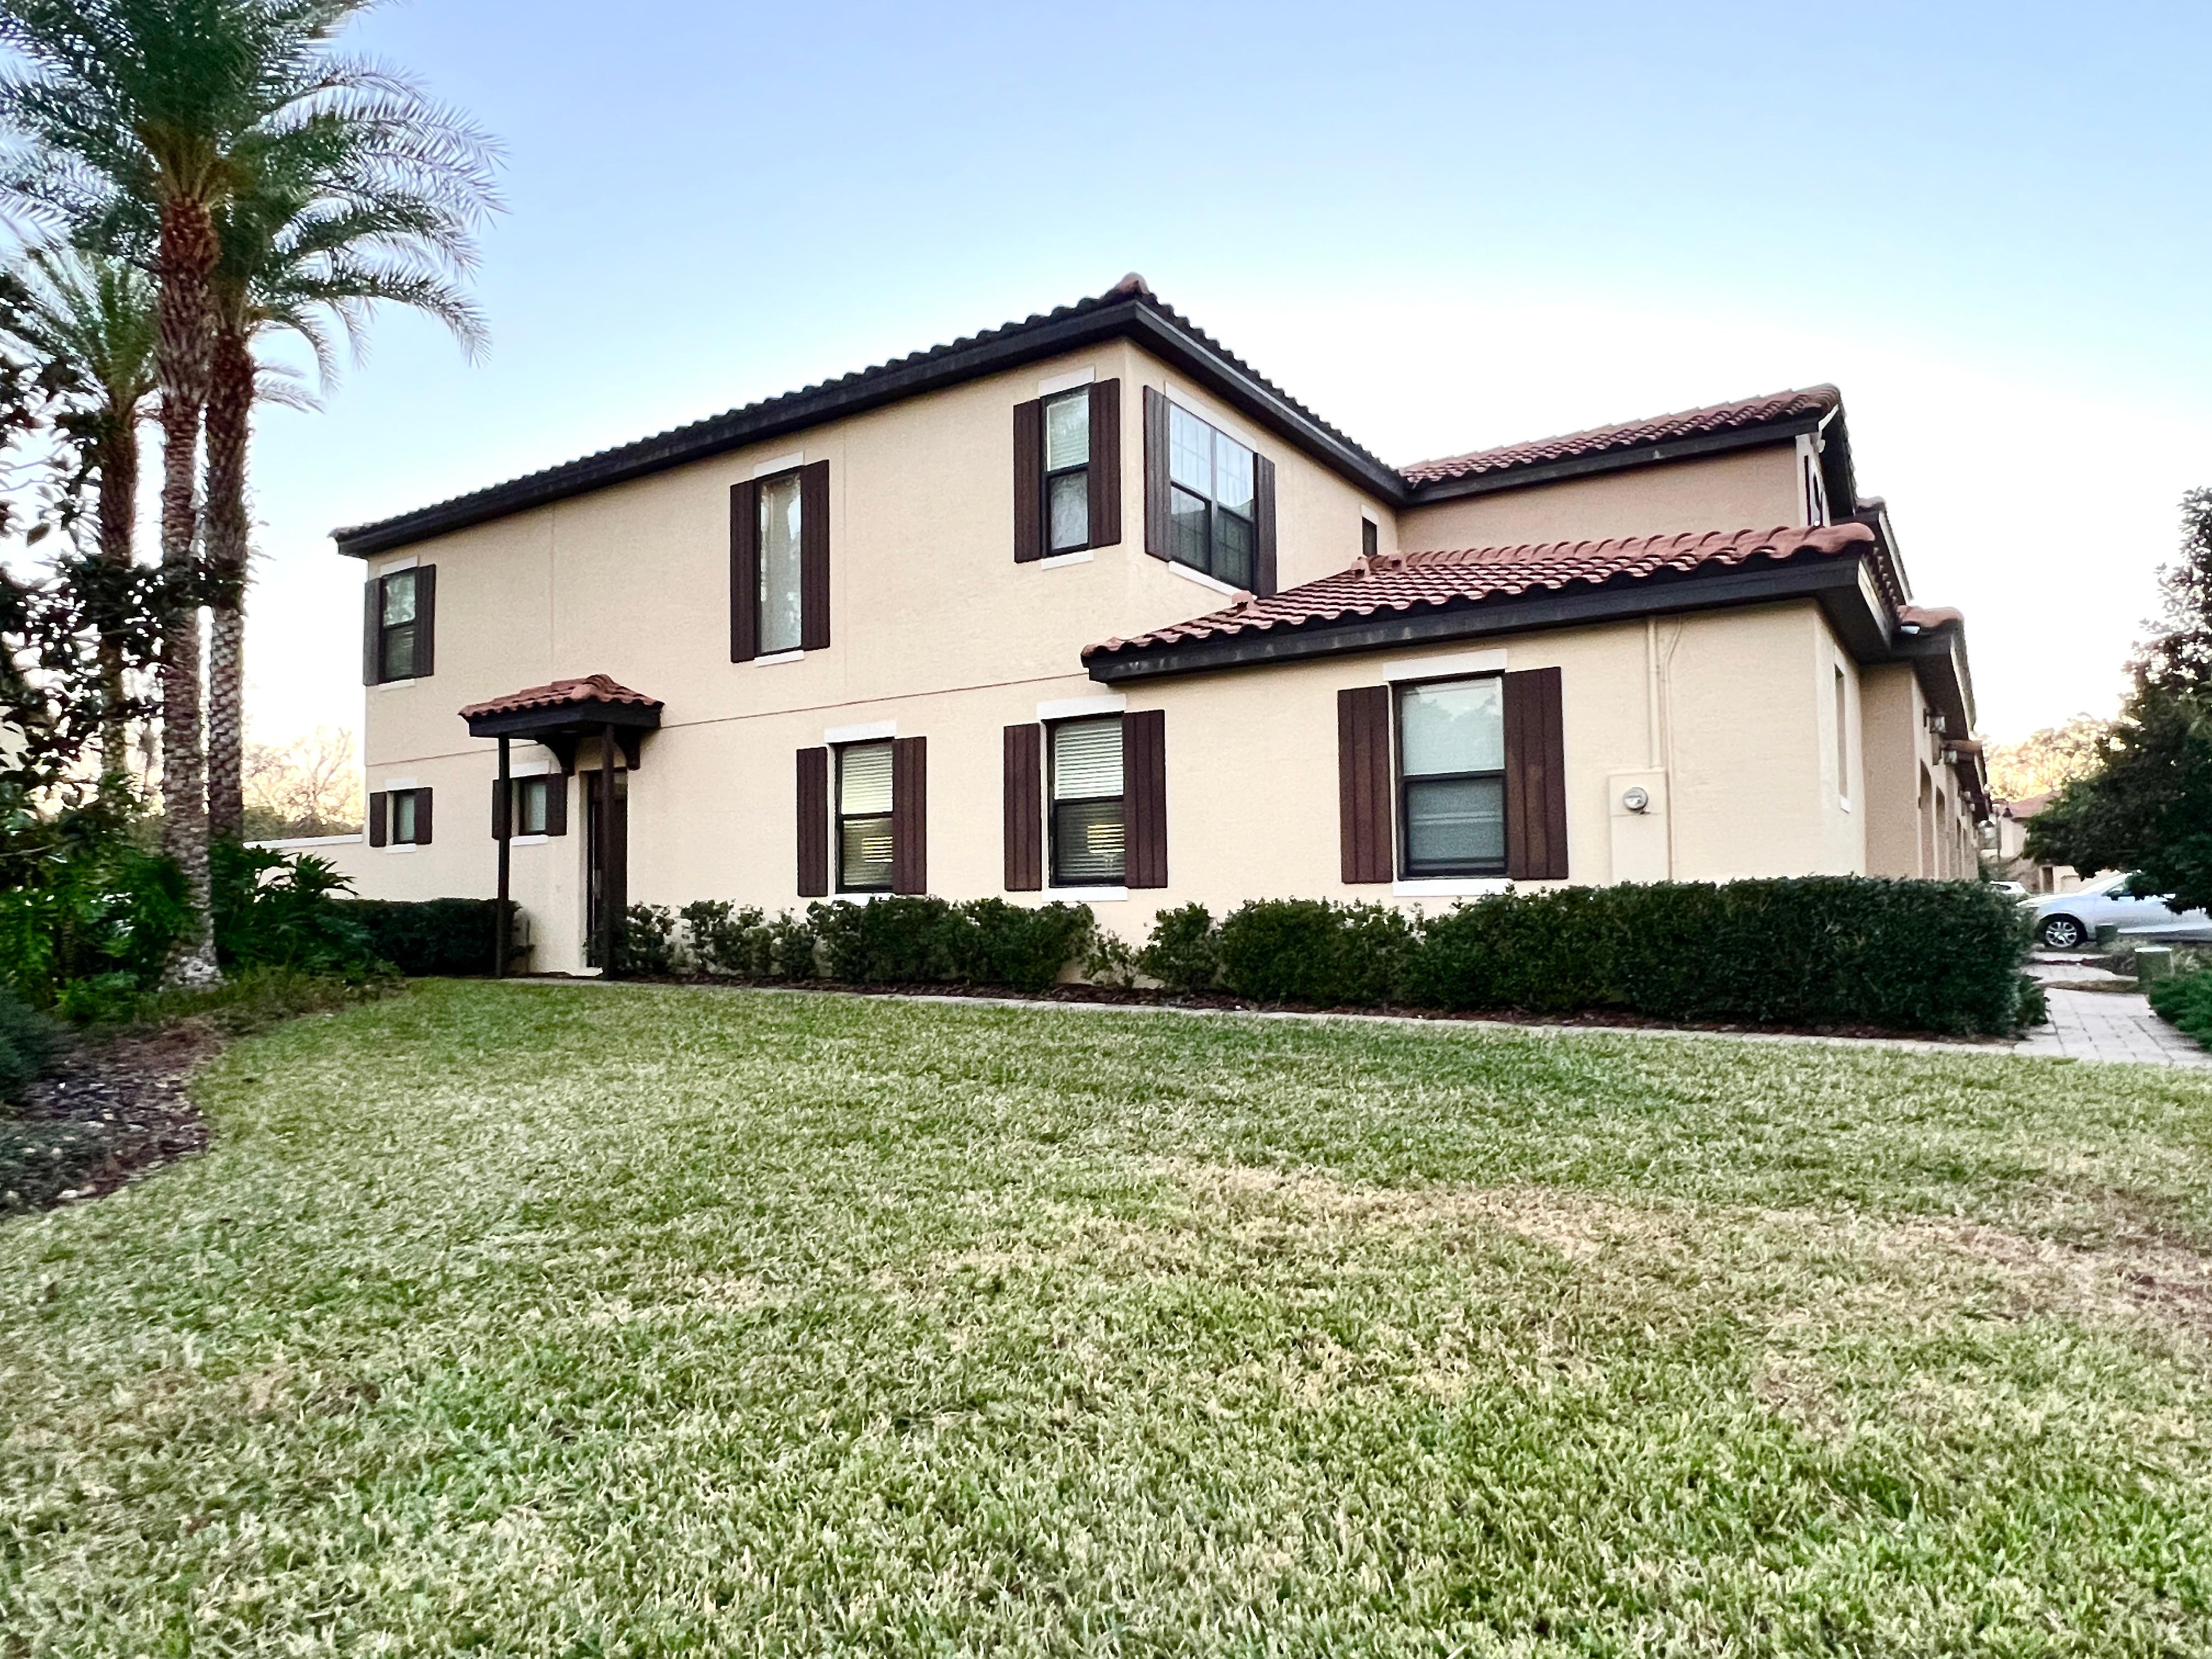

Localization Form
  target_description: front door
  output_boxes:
[585,766,628,967]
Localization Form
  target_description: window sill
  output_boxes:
[1166,561,1240,597]
[370,677,421,693]
[753,649,805,667]
[385,843,420,855]
[1039,549,1094,568]
[1050,885,1128,903]
[511,833,549,847]
[1392,876,1509,898]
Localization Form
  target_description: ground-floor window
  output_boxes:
[514,776,551,836]
[1049,715,1125,885]
[837,741,894,892]
[1397,676,1506,877]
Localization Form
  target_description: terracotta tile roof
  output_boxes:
[458,674,662,721]
[1085,523,1879,661]
[1898,604,1963,630]
[1398,387,1841,486]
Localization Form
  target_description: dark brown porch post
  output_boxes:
[599,722,618,975]
[494,735,511,979]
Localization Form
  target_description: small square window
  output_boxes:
[516,776,550,837]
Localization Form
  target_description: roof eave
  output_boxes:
[334,298,1410,558]
[1402,415,1826,504]
[1088,555,1897,683]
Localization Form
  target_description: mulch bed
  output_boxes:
[533,973,2015,1048]
[1,1023,218,1215]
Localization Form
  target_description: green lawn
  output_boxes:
[6,983,2212,1656]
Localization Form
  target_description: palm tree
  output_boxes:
[0,0,488,982]
[0,246,157,789]
[202,123,494,840]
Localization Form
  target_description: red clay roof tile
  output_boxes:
[1085,523,1880,661]
[1398,387,1841,486]
[458,674,662,721]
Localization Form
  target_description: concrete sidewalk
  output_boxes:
[2014,987,2210,1068]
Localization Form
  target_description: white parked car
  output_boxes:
[2025,874,2212,950]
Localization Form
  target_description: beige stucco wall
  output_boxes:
[1396,445,1805,552]
[351,596,1915,972]
[1857,661,1981,878]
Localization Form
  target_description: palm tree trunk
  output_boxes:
[204,312,252,843]
[155,196,221,986]
[94,419,138,796]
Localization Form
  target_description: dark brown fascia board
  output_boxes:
[462,702,663,742]
[1086,552,1903,685]
[335,300,1409,558]
[1401,417,1825,505]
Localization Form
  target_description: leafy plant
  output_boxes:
[618,904,676,977]
[1136,902,1218,994]
[0,983,56,1100]
[2149,966,2212,1052]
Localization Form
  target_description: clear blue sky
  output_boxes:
[243,0,2212,746]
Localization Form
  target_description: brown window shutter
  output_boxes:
[730,478,760,662]
[366,791,387,847]
[1124,708,1167,888]
[362,578,381,685]
[796,747,828,896]
[544,774,568,837]
[414,786,433,847]
[1252,456,1277,597]
[1336,686,1392,883]
[1087,379,1121,548]
[1142,386,1171,561]
[1002,723,1042,890]
[413,566,436,677]
[1012,398,1044,563]
[799,459,831,652]
[891,735,928,894]
[1504,667,1569,881]
[492,778,509,840]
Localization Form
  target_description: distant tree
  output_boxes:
[2028,490,2212,911]
[240,725,361,840]
[1984,714,2112,803]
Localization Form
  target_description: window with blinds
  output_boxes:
[378,569,418,680]
[1049,716,1125,886]
[1397,677,1506,876]
[837,741,895,891]
[759,473,804,655]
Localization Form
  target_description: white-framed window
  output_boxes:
[1398,676,1507,877]
[1167,402,1255,587]
[759,472,804,656]
[836,741,894,893]
[390,788,425,845]
[377,569,420,680]
[1049,716,1125,886]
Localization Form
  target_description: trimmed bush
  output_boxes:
[0,986,56,1103]
[2149,966,2212,1051]
[338,898,502,977]
[1137,902,1218,994]
[808,897,1092,995]
[620,905,677,976]
[1141,878,2035,1036]
[1216,899,1417,1007]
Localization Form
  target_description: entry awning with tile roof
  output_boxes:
[459,675,663,770]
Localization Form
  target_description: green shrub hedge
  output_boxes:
[670,896,1092,995]
[1187,879,2034,1036]
[2149,966,2212,1052]
[337,898,502,978]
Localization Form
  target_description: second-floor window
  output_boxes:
[1049,716,1124,885]
[365,566,434,684]
[1398,676,1506,877]
[1168,403,1255,588]
[1044,390,1090,553]
[759,472,804,656]
[837,741,894,892]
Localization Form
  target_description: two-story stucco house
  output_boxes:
[326,274,1991,974]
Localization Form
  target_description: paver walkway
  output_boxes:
[2014,986,2210,1068]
